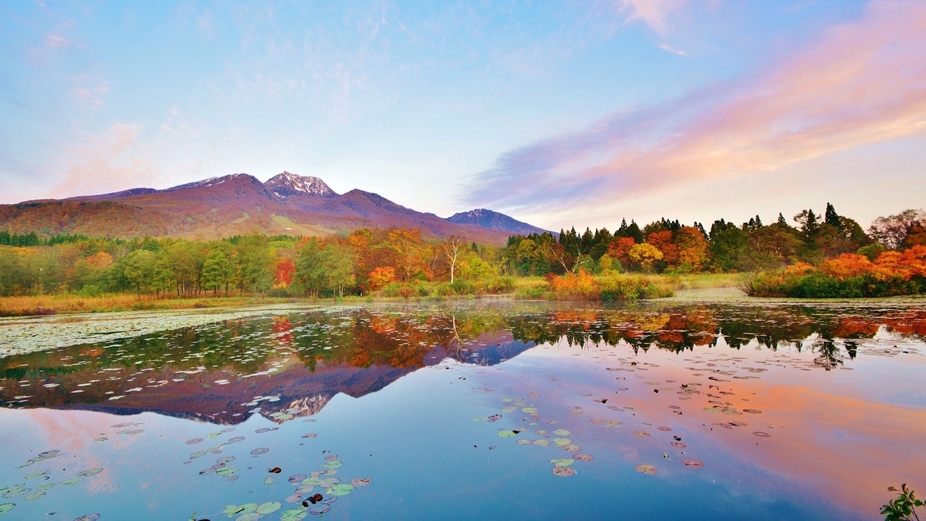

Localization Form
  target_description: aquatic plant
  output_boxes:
[882,484,923,521]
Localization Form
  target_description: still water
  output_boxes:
[1,300,924,520]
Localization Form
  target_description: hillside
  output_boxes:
[0,172,537,244]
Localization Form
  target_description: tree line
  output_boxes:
[0,204,924,298]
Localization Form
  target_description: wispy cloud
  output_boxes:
[52,123,160,198]
[597,0,692,34]
[468,0,926,213]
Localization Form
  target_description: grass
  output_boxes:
[0,293,295,317]
[0,273,751,316]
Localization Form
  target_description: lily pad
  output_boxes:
[753,431,771,438]
[227,436,245,443]
[517,439,533,445]
[281,509,308,521]
[501,407,517,413]
[550,459,575,467]
[256,501,282,515]
[497,430,518,438]
[635,464,657,475]
[288,474,307,484]
[324,461,343,469]
[77,468,103,477]
[522,408,538,414]
[317,477,340,488]
[633,431,651,438]
[250,448,269,456]
[574,453,594,462]
[328,483,354,496]
[185,438,204,445]
[59,478,82,486]
[24,492,44,501]
[533,440,551,447]
[671,441,687,448]
[235,514,261,521]
[302,433,317,439]
[265,477,275,485]
[561,444,581,452]
[551,467,576,477]
[223,503,258,517]
[683,460,703,468]
[73,515,100,521]
[35,484,55,492]
[308,503,330,515]
[350,478,371,487]
[553,429,570,436]
[25,471,48,480]
[0,503,14,516]
[743,409,762,414]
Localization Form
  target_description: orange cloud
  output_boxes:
[471,0,926,213]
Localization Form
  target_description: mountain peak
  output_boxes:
[446,208,550,236]
[265,172,335,197]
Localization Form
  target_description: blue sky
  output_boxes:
[2,0,924,231]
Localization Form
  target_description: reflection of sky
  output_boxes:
[4,329,923,520]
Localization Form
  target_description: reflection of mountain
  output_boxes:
[3,303,924,424]
[2,329,533,425]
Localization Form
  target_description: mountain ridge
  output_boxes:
[0,173,546,244]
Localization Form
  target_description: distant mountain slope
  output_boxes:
[446,208,550,236]
[0,173,517,243]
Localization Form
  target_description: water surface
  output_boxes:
[1,301,924,520]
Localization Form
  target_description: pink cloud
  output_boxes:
[470,0,926,213]
[603,0,692,33]
[52,123,161,198]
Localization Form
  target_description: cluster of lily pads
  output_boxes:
[0,447,107,519]
[214,453,371,520]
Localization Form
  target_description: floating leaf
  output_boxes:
[302,433,317,439]
[501,407,516,413]
[250,448,269,456]
[561,444,581,453]
[265,477,275,485]
[216,467,238,477]
[497,430,518,438]
[550,459,575,467]
[59,478,82,486]
[185,438,204,445]
[24,492,44,501]
[552,438,571,446]
[235,514,261,521]
[281,509,308,521]
[255,428,273,434]
[671,441,687,448]
[553,429,570,436]
[350,478,371,487]
[324,461,342,469]
[308,503,330,515]
[77,468,103,477]
[0,503,14,516]
[683,460,703,468]
[328,484,354,497]
[551,467,576,477]
[533,440,551,447]
[635,464,657,475]
[256,502,282,515]
[743,409,762,414]
[633,431,651,438]
[522,408,537,414]
[227,436,245,443]
[517,439,533,445]
[605,420,622,427]
[25,471,48,480]
[535,430,548,436]
[72,515,100,521]
[288,474,307,484]
[317,478,340,488]
[35,484,54,492]
[325,454,338,462]
[573,453,594,462]
[753,431,771,438]
[657,427,672,432]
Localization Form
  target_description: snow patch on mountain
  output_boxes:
[265,172,335,197]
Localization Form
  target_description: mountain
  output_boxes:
[446,208,550,236]
[0,173,545,244]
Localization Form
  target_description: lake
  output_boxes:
[1,299,925,520]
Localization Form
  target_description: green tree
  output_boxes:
[202,250,233,296]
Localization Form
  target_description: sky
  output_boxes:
[1,0,924,232]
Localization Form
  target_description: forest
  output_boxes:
[0,204,924,306]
